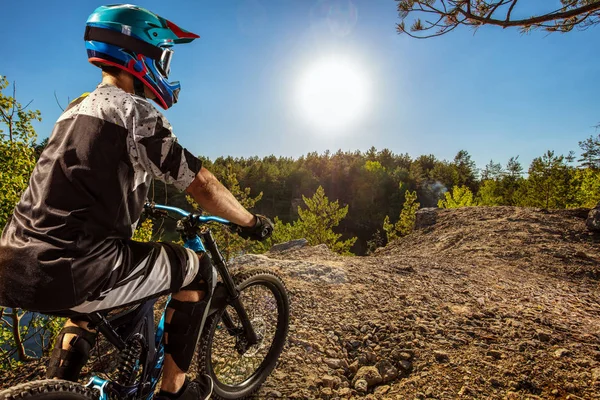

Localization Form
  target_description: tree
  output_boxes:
[0,76,41,230]
[523,151,573,209]
[295,186,357,254]
[0,77,65,370]
[438,185,475,208]
[452,150,478,192]
[396,0,600,39]
[383,190,420,242]
[578,134,600,169]
[569,168,600,208]
[480,159,503,181]
[476,179,503,206]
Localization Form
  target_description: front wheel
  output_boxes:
[197,269,290,400]
[0,380,97,400]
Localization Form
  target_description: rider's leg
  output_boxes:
[160,288,203,393]
[159,253,215,396]
[46,319,97,380]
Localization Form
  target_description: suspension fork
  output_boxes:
[200,230,259,346]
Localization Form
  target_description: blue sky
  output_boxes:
[1,0,598,172]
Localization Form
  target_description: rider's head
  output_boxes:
[84,4,199,109]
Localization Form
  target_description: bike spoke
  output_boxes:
[210,283,279,386]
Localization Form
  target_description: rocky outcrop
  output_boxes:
[414,207,437,230]
[586,201,600,232]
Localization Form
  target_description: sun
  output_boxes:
[296,56,370,132]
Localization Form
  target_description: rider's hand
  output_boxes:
[230,214,273,241]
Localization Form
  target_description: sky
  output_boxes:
[1,0,599,172]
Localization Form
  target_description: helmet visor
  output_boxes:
[157,47,174,79]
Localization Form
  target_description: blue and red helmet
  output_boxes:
[85,4,199,109]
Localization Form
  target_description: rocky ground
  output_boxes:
[252,206,600,399]
[1,206,599,399]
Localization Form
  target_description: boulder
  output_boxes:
[586,202,600,232]
[352,366,383,388]
[415,208,437,230]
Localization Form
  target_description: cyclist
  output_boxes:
[0,4,272,399]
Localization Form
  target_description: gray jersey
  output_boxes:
[0,83,202,311]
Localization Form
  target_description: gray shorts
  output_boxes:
[69,242,201,314]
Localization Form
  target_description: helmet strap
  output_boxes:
[133,77,146,98]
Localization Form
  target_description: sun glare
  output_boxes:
[296,57,370,132]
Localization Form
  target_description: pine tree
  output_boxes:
[383,190,420,242]
[578,134,600,170]
[524,151,572,209]
[295,186,357,254]
[438,186,475,208]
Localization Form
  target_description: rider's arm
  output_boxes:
[186,167,256,227]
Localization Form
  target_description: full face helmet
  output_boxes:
[85,4,199,109]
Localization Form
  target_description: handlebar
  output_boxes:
[144,202,231,225]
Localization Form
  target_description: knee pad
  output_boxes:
[181,253,217,293]
[46,326,97,381]
[165,254,216,372]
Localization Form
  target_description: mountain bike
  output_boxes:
[0,202,290,400]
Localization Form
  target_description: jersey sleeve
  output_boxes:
[130,100,202,191]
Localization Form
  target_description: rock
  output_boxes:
[324,358,344,369]
[415,208,437,229]
[398,360,413,374]
[352,366,383,388]
[325,349,337,358]
[376,359,399,383]
[535,331,552,342]
[269,238,308,252]
[365,350,378,364]
[320,387,333,397]
[425,386,434,397]
[322,374,342,389]
[586,202,600,232]
[488,378,503,388]
[554,348,570,358]
[338,387,351,397]
[458,385,471,396]
[354,379,368,393]
[592,367,600,381]
[266,390,282,398]
[374,385,391,395]
[487,350,503,360]
[348,360,359,374]
[390,348,414,362]
[433,350,450,363]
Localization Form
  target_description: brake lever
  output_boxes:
[143,202,169,219]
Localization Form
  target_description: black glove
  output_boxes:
[230,214,273,241]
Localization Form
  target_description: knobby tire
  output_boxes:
[0,379,97,400]
[197,269,290,400]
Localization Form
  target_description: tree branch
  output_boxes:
[397,0,600,37]
[505,0,518,22]
[458,1,600,28]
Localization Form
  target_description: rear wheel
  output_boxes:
[196,269,289,400]
[0,379,97,400]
